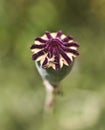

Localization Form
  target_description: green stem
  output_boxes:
[43,79,55,112]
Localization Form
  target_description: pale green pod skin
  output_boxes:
[35,61,74,86]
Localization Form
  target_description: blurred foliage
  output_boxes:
[0,0,105,130]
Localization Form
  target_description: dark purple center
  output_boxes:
[46,39,61,55]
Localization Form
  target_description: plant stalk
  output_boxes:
[43,79,56,112]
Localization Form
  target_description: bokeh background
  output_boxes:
[0,0,105,130]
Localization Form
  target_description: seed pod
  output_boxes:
[30,31,79,86]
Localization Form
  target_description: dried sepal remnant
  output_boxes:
[30,31,79,70]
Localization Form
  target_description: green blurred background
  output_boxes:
[0,0,105,130]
